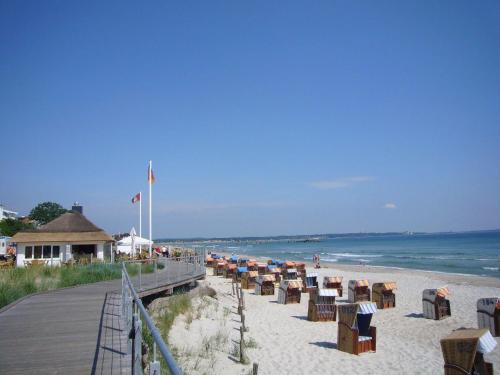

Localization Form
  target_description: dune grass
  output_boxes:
[0,262,164,309]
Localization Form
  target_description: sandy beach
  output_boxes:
[167,258,500,374]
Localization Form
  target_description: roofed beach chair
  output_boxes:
[277,279,303,304]
[267,265,282,284]
[324,276,343,297]
[238,258,248,267]
[348,280,371,303]
[234,266,248,282]
[337,302,377,355]
[241,270,258,289]
[295,262,306,276]
[205,257,215,268]
[477,298,500,337]
[303,272,319,293]
[229,255,238,264]
[257,262,268,275]
[284,268,298,280]
[372,282,397,309]
[247,260,257,271]
[255,274,276,296]
[423,287,451,320]
[223,263,237,279]
[441,328,497,375]
[308,288,338,322]
[215,260,226,276]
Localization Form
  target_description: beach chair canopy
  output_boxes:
[287,268,297,273]
[217,261,226,267]
[256,274,275,283]
[287,280,303,289]
[212,254,220,259]
[295,262,305,268]
[373,282,397,291]
[358,302,377,315]
[237,266,248,273]
[349,280,369,288]
[285,261,296,267]
[477,297,500,315]
[230,255,238,261]
[276,260,285,266]
[267,264,276,269]
[325,276,343,283]
[206,257,214,262]
[257,263,267,268]
[423,287,450,303]
[247,261,256,267]
[318,288,338,297]
[306,272,319,278]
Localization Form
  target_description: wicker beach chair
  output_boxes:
[257,263,268,275]
[267,266,282,284]
[348,280,371,303]
[477,298,500,337]
[283,268,298,280]
[423,287,451,320]
[307,288,338,322]
[241,270,258,289]
[223,263,237,279]
[441,328,497,375]
[247,260,257,271]
[323,276,343,297]
[277,279,303,304]
[372,282,397,309]
[237,258,248,267]
[215,261,226,276]
[255,274,276,295]
[337,302,377,355]
[304,272,319,293]
[234,266,248,282]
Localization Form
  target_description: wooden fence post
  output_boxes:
[253,363,259,375]
[241,312,246,332]
[240,326,245,363]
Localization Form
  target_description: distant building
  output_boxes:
[0,205,18,221]
[11,207,113,267]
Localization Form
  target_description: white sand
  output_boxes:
[169,264,500,374]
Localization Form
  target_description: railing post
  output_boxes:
[133,313,143,375]
[154,259,158,287]
[139,262,142,291]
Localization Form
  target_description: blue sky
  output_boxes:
[1,1,499,238]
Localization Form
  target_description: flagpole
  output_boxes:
[149,161,153,258]
[139,192,142,238]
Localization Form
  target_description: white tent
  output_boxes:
[116,229,153,254]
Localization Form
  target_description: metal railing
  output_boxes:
[121,249,206,375]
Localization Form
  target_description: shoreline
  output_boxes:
[214,251,500,288]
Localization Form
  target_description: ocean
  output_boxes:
[202,231,500,278]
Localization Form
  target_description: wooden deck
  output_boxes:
[0,260,205,374]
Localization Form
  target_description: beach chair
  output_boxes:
[337,302,377,355]
[348,280,371,303]
[241,270,258,289]
[215,261,226,276]
[205,257,215,268]
[247,260,257,271]
[303,272,319,293]
[255,274,276,295]
[323,276,343,297]
[308,288,338,322]
[267,266,282,284]
[238,258,248,267]
[257,263,268,275]
[372,282,397,309]
[223,263,237,279]
[423,287,451,320]
[277,279,303,304]
[283,268,298,280]
[229,255,238,264]
[295,262,306,276]
[234,266,248,282]
[477,298,500,337]
[441,328,496,375]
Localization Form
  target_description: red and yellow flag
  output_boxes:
[148,163,155,184]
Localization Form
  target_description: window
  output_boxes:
[43,246,51,258]
[52,246,60,258]
[34,246,42,259]
[26,246,33,258]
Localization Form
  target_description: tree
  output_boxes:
[29,202,67,225]
[0,218,34,237]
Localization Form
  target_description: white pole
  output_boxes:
[139,191,142,238]
[149,160,153,258]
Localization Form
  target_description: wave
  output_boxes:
[482,267,499,271]
[322,258,338,263]
[327,253,383,258]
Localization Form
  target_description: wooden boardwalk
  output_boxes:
[0,261,204,374]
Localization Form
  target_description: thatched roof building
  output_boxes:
[12,210,113,267]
